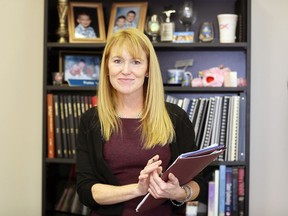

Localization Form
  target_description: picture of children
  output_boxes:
[107,3,147,39]
[74,11,97,38]
[64,54,100,81]
[114,7,140,30]
[125,10,137,28]
[113,15,126,33]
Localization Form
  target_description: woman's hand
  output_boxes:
[137,155,162,196]
[148,171,186,201]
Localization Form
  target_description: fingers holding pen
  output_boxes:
[139,155,162,179]
[147,155,160,165]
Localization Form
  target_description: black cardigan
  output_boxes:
[76,102,203,215]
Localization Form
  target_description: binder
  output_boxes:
[136,144,226,212]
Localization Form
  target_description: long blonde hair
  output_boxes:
[97,28,175,149]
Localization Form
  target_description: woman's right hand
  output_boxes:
[137,155,162,196]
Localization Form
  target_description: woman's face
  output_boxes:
[108,47,148,97]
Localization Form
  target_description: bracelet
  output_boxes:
[170,199,185,206]
[182,184,193,202]
[170,184,193,206]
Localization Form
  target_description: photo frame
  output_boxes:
[107,2,148,39]
[59,51,101,86]
[68,2,106,43]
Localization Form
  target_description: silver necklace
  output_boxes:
[117,112,142,119]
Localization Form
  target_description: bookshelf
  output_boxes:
[43,0,250,215]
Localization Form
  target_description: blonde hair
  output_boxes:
[97,28,175,149]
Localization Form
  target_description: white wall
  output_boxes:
[0,0,43,216]
[0,0,287,215]
[250,0,288,215]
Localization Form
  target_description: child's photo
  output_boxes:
[74,11,97,38]
[68,2,106,43]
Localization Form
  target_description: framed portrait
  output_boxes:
[68,2,106,43]
[107,2,148,38]
[59,51,101,86]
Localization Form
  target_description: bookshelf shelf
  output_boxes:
[47,42,248,51]
[46,85,246,94]
[43,0,250,215]
[45,158,246,167]
[46,158,76,164]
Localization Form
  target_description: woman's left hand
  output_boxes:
[148,171,185,201]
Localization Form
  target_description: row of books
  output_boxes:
[207,166,245,216]
[55,165,89,215]
[46,94,98,158]
[165,94,246,161]
[55,182,89,215]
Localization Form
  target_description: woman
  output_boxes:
[76,28,202,215]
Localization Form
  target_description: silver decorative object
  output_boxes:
[145,15,161,43]
[178,1,197,32]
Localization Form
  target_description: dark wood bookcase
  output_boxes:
[43,0,251,215]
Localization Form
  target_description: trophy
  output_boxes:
[56,0,68,43]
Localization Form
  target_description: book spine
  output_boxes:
[195,98,209,149]
[53,94,63,158]
[219,96,230,161]
[67,95,76,159]
[232,167,238,215]
[225,167,233,216]
[208,181,215,216]
[230,96,240,161]
[55,187,68,211]
[214,169,219,216]
[218,165,226,216]
[76,95,82,124]
[211,97,223,155]
[46,94,55,158]
[88,95,93,109]
[59,95,68,158]
[70,190,84,214]
[80,96,86,115]
[200,97,216,149]
[238,167,245,216]
[84,95,89,111]
[61,184,76,212]
[235,0,247,42]
[193,98,203,137]
[238,94,246,161]
[63,95,72,158]
[225,97,233,161]
[181,97,191,113]
[91,95,98,107]
[72,95,79,142]
[188,98,197,123]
